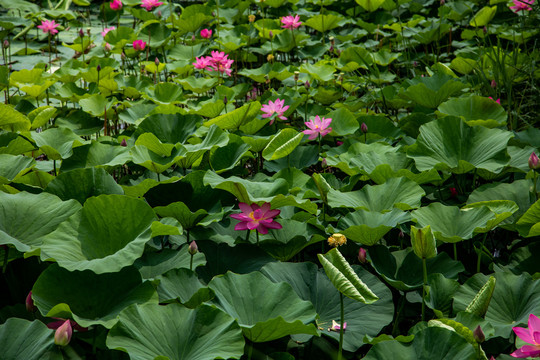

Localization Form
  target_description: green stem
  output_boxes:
[534,171,538,201]
[190,254,193,271]
[245,229,250,243]
[476,233,488,273]
[338,292,344,360]
[247,340,253,360]
[53,160,57,176]
[2,246,9,273]
[421,257,427,322]
[453,243,458,261]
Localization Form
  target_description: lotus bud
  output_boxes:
[104,42,112,52]
[440,0,445,4]
[399,230,404,238]
[358,247,367,264]
[483,26,487,34]
[413,61,418,67]
[305,80,310,89]
[361,122,368,134]
[267,54,274,62]
[3,40,9,49]
[79,28,84,38]
[411,225,437,260]
[248,14,255,22]
[329,45,334,52]
[26,291,36,313]
[528,152,540,170]
[155,57,159,66]
[223,96,228,105]
[121,51,126,60]
[321,158,327,168]
[450,187,458,197]
[473,325,485,343]
[269,30,273,39]
[328,233,347,247]
[157,10,162,18]
[120,139,127,147]
[96,64,101,72]
[491,79,496,88]
[54,320,73,347]
[188,241,198,255]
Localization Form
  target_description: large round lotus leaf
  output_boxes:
[363,326,477,359]
[107,303,245,360]
[134,246,206,279]
[516,199,540,237]
[437,96,507,127]
[40,194,156,274]
[0,154,36,185]
[133,113,201,144]
[31,127,85,160]
[328,177,425,211]
[400,73,468,109]
[0,191,81,252]
[261,261,394,352]
[407,116,512,174]
[368,245,465,291]
[412,203,498,242]
[453,271,540,338]
[208,271,319,342]
[32,264,158,328]
[338,209,411,246]
[0,318,62,360]
[156,268,214,308]
[462,200,519,232]
[45,167,123,204]
[60,142,131,172]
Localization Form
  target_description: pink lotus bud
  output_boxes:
[157,10,162,18]
[450,187,458,197]
[120,139,127,147]
[155,57,159,66]
[329,45,334,52]
[188,241,198,255]
[110,0,122,10]
[3,40,9,48]
[361,122,368,134]
[269,30,273,38]
[529,152,540,170]
[413,61,418,67]
[96,65,101,72]
[223,96,228,105]
[26,291,36,312]
[104,43,112,52]
[491,79,496,88]
[78,28,84,38]
[399,230,405,238]
[54,320,73,346]
[473,325,485,343]
[305,80,310,89]
[483,26,487,34]
[200,28,212,39]
[358,247,367,263]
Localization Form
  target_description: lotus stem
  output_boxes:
[533,172,538,200]
[421,257,427,322]
[2,246,8,273]
[338,292,344,360]
[453,243,457,261]
[476,233,488,273]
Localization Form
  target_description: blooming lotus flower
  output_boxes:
[261,99,289,124]
[54,320,72,347]
[328,233,347,247]
[489,96,501,104]
[37,19,60,35]
[209,51,234,76]
[193,56,213,70]
[141,0,163,11]
[101,26,116,37]
[329,320,347,332]
[281,14,302,29]
[303,115,332,140]
[510,0,534,12]
[511,313,540,358]
[230,202,282,235]
[110,0,122,10]
[200,28,212,39]
[133,40,146,51]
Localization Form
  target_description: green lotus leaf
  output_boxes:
[338,209,411,246]
[177,125,230,168]
[261,261,393,352]
[0,154,36,185]
[358,115,404,139]
[156,268,214,307]
[40,194,156,274]
[241,135,273,153]
[177,76,219,94]
[437,96,506,128]
[32,264,158,328]
[31,127,86,160]
[210,134,251,173]
[238,62,294,83]
[325,107,359,136]
[134,113,202,145]
[204,101,261,130]
[79,94,116,117]
[135,246,206,279]
[154,202,208,230]
[400,74,467,108]
[151,217,183,237]
[60,142,131,172]
[516,199,540,237]
[462,200,519,232]
[412,203,498,243]
[0,318,62,360]
[208,271,318,342]
[13,169,54,189]
[0,191,81,252]
[300,62,336,82]
[134,132,175,157]
[107,303,244,360]
[355,0,385,12]
[262,128,304,161]
[407,116,512,174]
[318,248,379,304]
[368,245,464,291]
[304,14,344,33]
[363,326,476,359]
[144,82,183,105]
[0,104,31,132]
[425,273,460,318]
[139,23,171,48]
[427,319,488,359]
[469,6,497,27]
[264,145,319,173]
[131,145,186,173]
[328,177,425,211]
[28,106,57,130]
[453,271,540,337]
[45,167,123,204]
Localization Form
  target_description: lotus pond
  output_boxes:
[0,0,539,358]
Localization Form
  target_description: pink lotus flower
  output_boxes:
[200,28,212,39]
[141,0,163,11]
[510,0,534,11]
[54,320,73,347]
[193,56,212,70]
[133,40,146,51]
[303,115,332,140]
[261,99,289,125]
[230,202,282,235]
[110,0,122,10]
[489,96,501,104]
[511,313,540,358]
[281,14,302,29]
[101,26,116,37]
[193,51,234,76]
[37,19,60,35]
